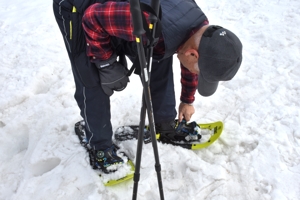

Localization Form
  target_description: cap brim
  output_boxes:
[198,72,219,97]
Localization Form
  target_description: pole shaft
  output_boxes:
[130,0,164,199]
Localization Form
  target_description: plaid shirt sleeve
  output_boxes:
[82,2,149,61]
[180,63,198,104]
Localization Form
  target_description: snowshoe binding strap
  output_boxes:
[175,119,202,141]
[156,119,201,143]
[92,145,124,174]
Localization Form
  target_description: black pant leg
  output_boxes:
[150,57,177,123]
[72,61,113,151]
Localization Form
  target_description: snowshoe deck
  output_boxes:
[114,121,223,150]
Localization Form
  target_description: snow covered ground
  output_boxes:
[0,0,299,199]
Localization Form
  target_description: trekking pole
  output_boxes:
[129,0,164,199]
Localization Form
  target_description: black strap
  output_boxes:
[128,59,139,76]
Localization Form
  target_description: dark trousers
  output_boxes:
[73,55,177,150]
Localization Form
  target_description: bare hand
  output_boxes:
[178,102,195,122]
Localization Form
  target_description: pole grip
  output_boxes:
[149,0,160,23]
[129,0,146,36]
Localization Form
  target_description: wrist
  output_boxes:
[180,95,195,106]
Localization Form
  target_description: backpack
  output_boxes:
[53,0,104,87]
[53,0,161,87]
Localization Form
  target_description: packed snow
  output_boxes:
[0,0,299,199]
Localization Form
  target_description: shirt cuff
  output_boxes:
[180,96,195,105]
[180,101,193,106]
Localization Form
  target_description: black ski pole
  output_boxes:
[142,1,165,199]
[129,0,164,199]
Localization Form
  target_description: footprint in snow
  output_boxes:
[240,140,259,154]
[30,157,61,176]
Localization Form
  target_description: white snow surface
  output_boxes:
[0,0,300,199]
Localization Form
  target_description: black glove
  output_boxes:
[95,53,129,96]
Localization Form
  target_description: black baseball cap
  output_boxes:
[198,25,243,96]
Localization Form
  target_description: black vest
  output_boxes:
[141,0,207,60]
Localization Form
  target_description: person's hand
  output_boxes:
[178,102,195,122]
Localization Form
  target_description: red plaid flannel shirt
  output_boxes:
[82,2,208,104]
